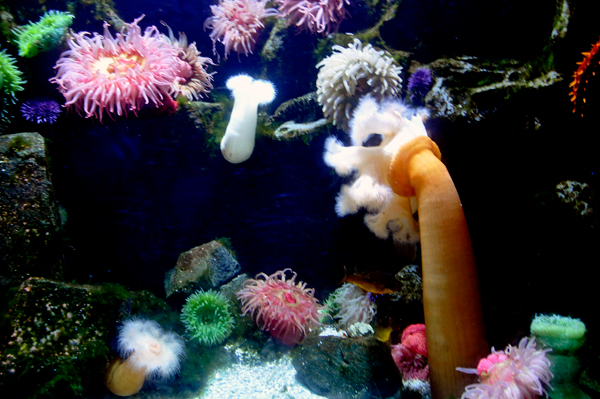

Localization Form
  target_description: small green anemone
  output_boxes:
[530,313,586,352]
[13,10,74,57]
[181,289,234,346]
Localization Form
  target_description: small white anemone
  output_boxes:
[220,74,276,163]
[117,319,184,379]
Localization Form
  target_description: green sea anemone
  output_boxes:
[12,10,74,58]
[1,46,26,129]
[530,313,586,352]
[0,47,25,99]
[181,289,234,346]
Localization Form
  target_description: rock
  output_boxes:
[0,277,127,398]
[292,336,402,399]
[0,132,63,283]
[164,240,241,297]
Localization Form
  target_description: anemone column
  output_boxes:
[388,136,488,399]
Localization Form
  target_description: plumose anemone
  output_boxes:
[104,319,184,396]
[316,38,403,132]
[180,289,235,346]
[237,268,322,345]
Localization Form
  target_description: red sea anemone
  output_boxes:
[204,0,279,59]
[237,268,322,345]
[457,337,553,399]
[51,16,211,121]
[392,324,429,381]
[276,0,350,35]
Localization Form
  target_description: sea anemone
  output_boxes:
[323,95,423,244]
[0,46,26,102]
[1,46,26,127]
[162,24,215,101]
[180,289,235,346]
[457,337,553,399]
[104,319,185,396]
[569,36,600,117]
[220,74,276,163]
[51,16,185,121]
[21,99,62,124]
[316,38,403,132]
[391,324,429,381]
[407,67,433,104]
[204,0,279,59]
[531,314,586,352]
[12,10,74,58]
[237,268,322,345]
[276,0,350,35]
[327,283,376,326]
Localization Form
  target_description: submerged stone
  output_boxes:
[0,132,63,283]
[164,240,241,297]
[292,336,402,399]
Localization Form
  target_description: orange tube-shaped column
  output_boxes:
[389,136,488,399]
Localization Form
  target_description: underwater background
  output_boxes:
[1,0,600,398]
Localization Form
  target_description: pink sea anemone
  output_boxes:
[51,16,213,121]
[162,24,215,101]
[457,337,553,399]
[392,324,429,381]
[204,0,279,59]
[276,0,350,35]
[237,268,322,345]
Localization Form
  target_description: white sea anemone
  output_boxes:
[117,319,184,379]
[221,74,276,163]
[323,95,426,243]
[328,283,376,326]
[316,38,403,132]
[105,319,184,396]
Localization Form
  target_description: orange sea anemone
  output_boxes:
[104,319,184,396]
[569,36,600,117]
[388,135,488,398]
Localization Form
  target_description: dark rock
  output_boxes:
[0,278,128,398]
[164,240,241,297]
[292,336,402,399]
[0,132,63,283]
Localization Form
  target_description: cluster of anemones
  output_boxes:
[237,268,322,346]
[275,0,350,35]
[316,38,403,132]
[457,337,553,399]
[51,16,213,121]
[204,0,279,59]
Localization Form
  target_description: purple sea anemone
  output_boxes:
[407,67,433,103]
[457,337,553,399]
[20,99,62,124]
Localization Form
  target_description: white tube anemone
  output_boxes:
[220,74,276,163]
